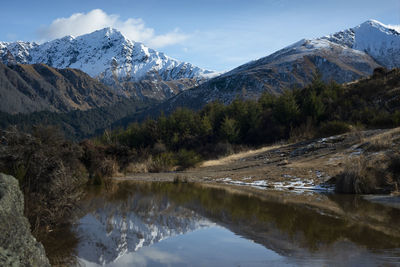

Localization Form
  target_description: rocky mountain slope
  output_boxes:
[322,19,400,69]
[0,63,125,114]
[0,28,218,100]
[159,20,399,111]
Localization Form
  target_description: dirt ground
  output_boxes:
[116,127,400,192]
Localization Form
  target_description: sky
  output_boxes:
[1,0,399,71]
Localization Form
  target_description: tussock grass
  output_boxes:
[335,152,400,194]
[335,156,386,194]
[201,144,281,167]
[124,160,150,174]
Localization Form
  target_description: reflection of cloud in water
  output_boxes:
[109,247,183,267]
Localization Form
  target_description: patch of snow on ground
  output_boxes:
[217,176,334,193]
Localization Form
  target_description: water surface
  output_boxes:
[48,182,400,266]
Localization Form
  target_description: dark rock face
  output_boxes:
[114,76,202,101]
[1,50,17,66]
[0,173,50,267]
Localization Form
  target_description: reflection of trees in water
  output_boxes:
[38,223,79,266]
[46,182,400,264]
[116,182,400,252]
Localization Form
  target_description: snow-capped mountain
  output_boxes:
[0,28,218,86]
[75,194,213,265]
[322,19,400,69]
[156,19,400,112]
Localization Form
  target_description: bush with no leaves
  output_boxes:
[0,126,87,233]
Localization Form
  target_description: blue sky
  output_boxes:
[1,0,399,71]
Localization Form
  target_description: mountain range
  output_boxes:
[0,28,218,83]
[160,19,400,111]
[0,19,399,137]
[0,28,218,101]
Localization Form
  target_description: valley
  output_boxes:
[1,13,400,267]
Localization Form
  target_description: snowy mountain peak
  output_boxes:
[320,19,400,69]
[60,35,75,41]
[359,19,400,34]
[80,27,128,44]
[0,28,218,85]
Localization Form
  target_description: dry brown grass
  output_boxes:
[354,127,400,152]
[335,155,390,194]
[201,144,281,167]
[124,159,151,174]
[123,154,176,174]
[98,158,120,177]
[366,137,392,152]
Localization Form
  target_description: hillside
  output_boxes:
[0,97,155,140]
[0,63,124,114]
[157,20,399,112]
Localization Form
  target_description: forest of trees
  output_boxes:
[94,68,400,171]
[0,98,155,140]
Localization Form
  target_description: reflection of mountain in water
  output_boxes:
[75,193,213,265]
[73,183,400,266]
[181,186,400,265]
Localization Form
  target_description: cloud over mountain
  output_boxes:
[37,9,188,48]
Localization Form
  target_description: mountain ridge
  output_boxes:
[0,62,124,114]
[0,27,218,88]
[154,19,399,113]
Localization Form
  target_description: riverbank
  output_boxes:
[116,127,400,194]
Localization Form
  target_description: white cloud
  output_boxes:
[37,9,188,48]
[109,247,183,267]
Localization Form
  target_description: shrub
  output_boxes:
[372,67,388,78]
[124,160,150,174]
[80,140,122,183]
[317,121,351,137]
[335,156,389,194]
[289,118,315,143]
[0,126,87,233]
[98,158,119,178]
[388,153,400,187]
[149,152,176,172]
[104,144,137,170]
[199,142,234,159]
[371,112,394,128]
[175,149,202,170]
[152,142,167,155]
